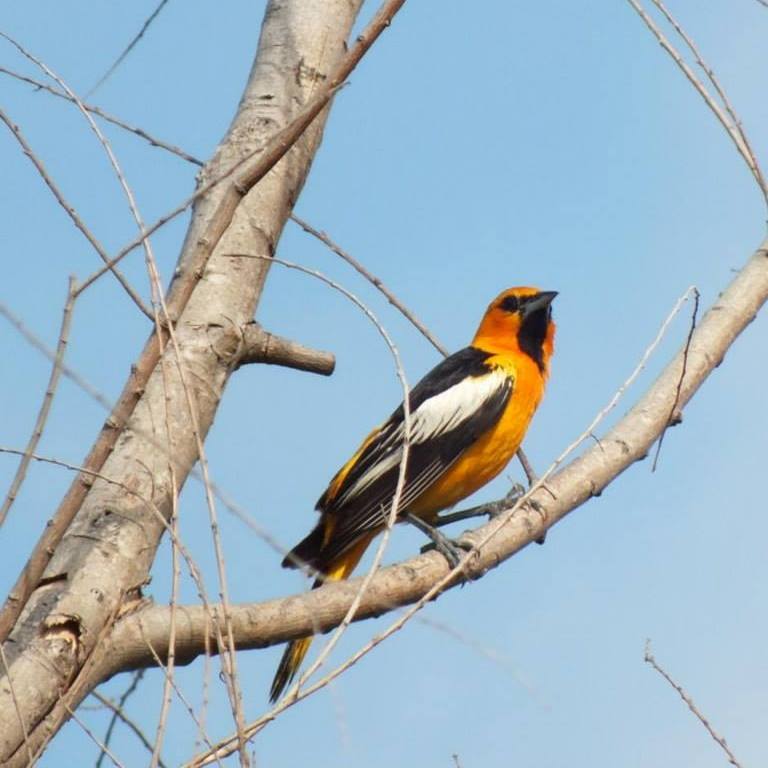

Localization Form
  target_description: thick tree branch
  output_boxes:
[0,1,381,761]
[90,238,768,678]
[0,0,404,646]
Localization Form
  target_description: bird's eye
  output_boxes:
[500,295,519,313]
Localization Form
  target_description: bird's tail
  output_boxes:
[269,534,373,702]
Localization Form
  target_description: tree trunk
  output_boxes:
[0,1,364,761]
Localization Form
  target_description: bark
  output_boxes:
[0,1,364,761]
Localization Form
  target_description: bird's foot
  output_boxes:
[406,513,473,569]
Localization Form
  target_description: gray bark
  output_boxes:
[0,1,364,761]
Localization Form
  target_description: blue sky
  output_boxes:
[1,1,767,766]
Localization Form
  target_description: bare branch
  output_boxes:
[91,686,167,768]
[93,671,149,768]
[652,287,699,470]
[0,279,76,527]
[290,213,448,356]
[626,0,768,207]
[649,0,766,198]
[644,641,743,768]
[64,703,126,768]
[0,107,152,318]
[86,0,172,97]
[0,66,204,166]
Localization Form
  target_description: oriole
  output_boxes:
[270,286,557,701]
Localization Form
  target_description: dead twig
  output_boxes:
[652,287,699,470]
[0,107,152,319]
[644,641,743,768]
[0,278,76,527]
[290,212,448,356]
[64,702,126,768]
[94,671,148,768]
[91,687,166,768]
[0,66,203,166]
[626,0,768,207]
[86,0,172,97]
[649,0,766,198]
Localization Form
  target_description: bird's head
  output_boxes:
[472,286,557,372]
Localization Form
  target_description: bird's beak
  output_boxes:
[522,291,558,317]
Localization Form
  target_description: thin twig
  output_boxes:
[86,0,172,97]
[416,615,540,699]
[644,641,743,768]
[649,0,767,199]
[0,298,116,412]
[0,278,76,527]
[156,296,251,763]
[0,107,152,319]
[139,629,222,766]
[91,690,165,767]
[64,703,126,768]
[290,213,448,356]
[652,288,699,470]
[1,31,163,317]
[0,66,204,165]
[94,671,148,768]
[626,0,768,208]
[150,472,179,768]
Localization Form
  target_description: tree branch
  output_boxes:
[0,0,390,761]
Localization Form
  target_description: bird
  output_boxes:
[269,286,557,702]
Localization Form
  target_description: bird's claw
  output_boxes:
[420,535,473,568]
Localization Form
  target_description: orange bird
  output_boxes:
[270,286,557,701]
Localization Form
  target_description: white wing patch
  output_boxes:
[338,368,509,503]
[407,367,509,443]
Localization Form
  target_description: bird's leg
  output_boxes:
[405,513,472,569]
[516,447,538,487]
[432,484,526,528]
[517,448,548,545]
